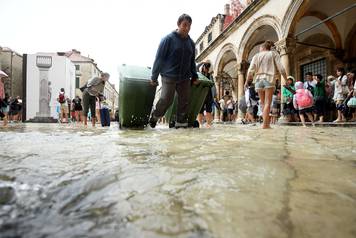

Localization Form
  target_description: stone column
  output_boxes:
[275,38,296,86]
[232,77,238,101]
[236,60,248,119]
[214,74,221,121]
[275,38,296,119]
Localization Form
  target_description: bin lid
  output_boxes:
[119,64,152,82]
[197,72,215,87]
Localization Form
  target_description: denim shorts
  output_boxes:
[255,78,275,90]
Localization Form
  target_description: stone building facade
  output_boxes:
[196,0,356,114]
[65,49,102,97]
[0,47,23,98]
[104,81,119,117]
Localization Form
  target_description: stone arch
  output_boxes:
[244,27,279,62]
[213,43,238,75]
[213,43,239,101]
[283,1,342,49]
[281,0,304,38]
[303,11,342,49]
[237,15,282,61]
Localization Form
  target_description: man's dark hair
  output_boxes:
[177,14,192,25]
[315,74,323,80]
[306,72,313,76]
[60,88,65,92]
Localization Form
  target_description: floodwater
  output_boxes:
[0,123,355,238]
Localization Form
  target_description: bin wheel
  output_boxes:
[169,121,175,128]
[192,120,200,128]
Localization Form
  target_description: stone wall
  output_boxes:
[0,50,23,98]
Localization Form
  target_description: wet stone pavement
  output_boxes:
[0,123,355,238]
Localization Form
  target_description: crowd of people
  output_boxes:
[55,93,112,127]
[210,67,356,128]
[279,68,356,126]
[55,72,112,127]
[2,13,356,130]
[196,40,356,128]
[0,72,112,127]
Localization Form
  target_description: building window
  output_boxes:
[200,42,204,52]
[300,58,326,82]
[75,77,80,88]
[208,32,212,43]
[75,65,80,70]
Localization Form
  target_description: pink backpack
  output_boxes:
[296,89,313,108]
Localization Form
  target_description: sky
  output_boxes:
[0,0,238,86]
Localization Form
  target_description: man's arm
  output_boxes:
[151,36,170,82]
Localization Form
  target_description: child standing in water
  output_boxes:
[293,81,315,127]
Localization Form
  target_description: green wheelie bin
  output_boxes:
[118,64,157,129]
[165,72,214,128]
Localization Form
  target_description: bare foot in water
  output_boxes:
[262,125,272,129]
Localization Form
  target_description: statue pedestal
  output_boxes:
[29,116,58,123]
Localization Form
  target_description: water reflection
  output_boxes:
[0,123,355,238]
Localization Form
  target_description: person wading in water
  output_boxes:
[246,40,287,129]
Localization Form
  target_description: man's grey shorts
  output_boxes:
[255,78,275,90]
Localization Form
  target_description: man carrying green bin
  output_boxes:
[149,13,199,129]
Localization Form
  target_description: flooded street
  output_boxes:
[0,123,355,238]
